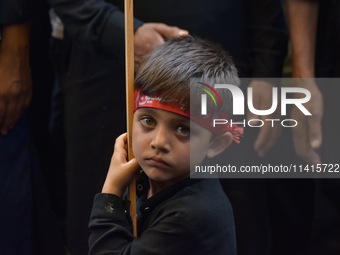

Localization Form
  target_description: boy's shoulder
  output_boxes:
[169,178,234,225]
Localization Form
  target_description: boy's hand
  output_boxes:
[102,133,140,198]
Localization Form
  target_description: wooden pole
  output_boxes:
[124,0,137,237]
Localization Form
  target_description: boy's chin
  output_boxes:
[144,169,189,184]
[143,168,166,181]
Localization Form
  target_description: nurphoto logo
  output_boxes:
[199,84,311,128]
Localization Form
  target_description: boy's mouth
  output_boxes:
[146,157,170,167]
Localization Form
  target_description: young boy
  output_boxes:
[88,36,241,255]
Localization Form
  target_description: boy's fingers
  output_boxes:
[114,133,126,145]
[114,133,128,155]
[125,158,140,173]
[124,139,128,152]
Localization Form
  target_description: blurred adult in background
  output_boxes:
[48,0,288,254]
[0,0,65,254]
[286,0,340,254]
[0,4,34,253]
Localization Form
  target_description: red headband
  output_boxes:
[133,89,243,143]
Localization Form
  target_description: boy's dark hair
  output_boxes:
[135,36,240,115]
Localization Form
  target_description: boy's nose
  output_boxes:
[150,125,171,153]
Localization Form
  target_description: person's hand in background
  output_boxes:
[0,23,32,135]
[286,0,323,164]
[246,80,282,157]
[291,80,323,164]
[134,23,188,70]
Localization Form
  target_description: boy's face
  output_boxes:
[132,108,216,187]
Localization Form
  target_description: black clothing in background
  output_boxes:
[0,0,65,254]
[307,1,340,254]
[0,0,31,25]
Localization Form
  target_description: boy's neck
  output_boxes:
[147,174,190,199]
[147,179,167,198]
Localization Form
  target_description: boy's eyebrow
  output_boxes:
[137,108,160,117]
[138,108,156,115]
[138,108,191,124]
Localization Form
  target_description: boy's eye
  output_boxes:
[175,126,190,137]
[140,117,156,127]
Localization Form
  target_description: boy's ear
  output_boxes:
[206,132,233,159]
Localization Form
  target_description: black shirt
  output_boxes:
[89,173,236,255]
